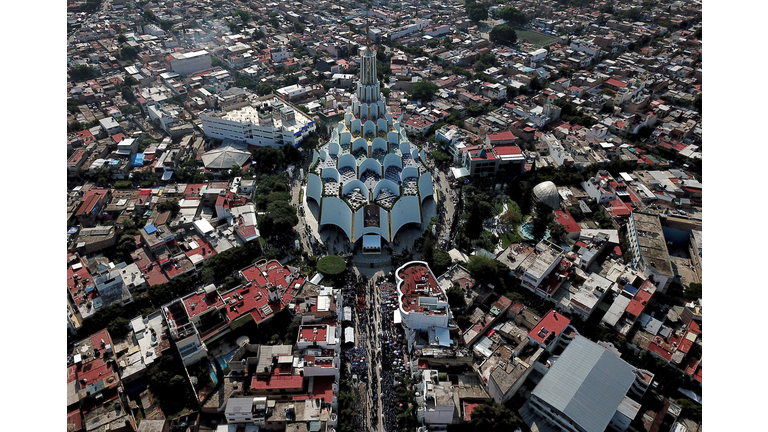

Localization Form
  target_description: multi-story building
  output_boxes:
[416,369,460,428]
[200,97,316,148]
[626,212,674,293]
[527,309,579,353]
[395,261,452,351]
[513,240,570,299]
[168,50,212,76]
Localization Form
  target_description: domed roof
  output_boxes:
[202,143,251,170]
[532,181,560,209]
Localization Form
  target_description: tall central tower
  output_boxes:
[355,46,381,118]
[305,44,435,253]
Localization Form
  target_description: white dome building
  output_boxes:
[305,44,434,253]
[532,181,561,210]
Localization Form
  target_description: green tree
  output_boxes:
[252,146,286,172]
[409,80,439,102]
[422,234,435,266]
[467,104,484,116]
[120,44,139,60]
[447,284,465,309]
[499,207,521,228]
[465,1,488,24]
[676,398,702,422]
[258,83,275,96]
[433,249,452,275]
[69,64,96,81]
[468,399,524,431]
[432,149,452,164]
[294,22,305,33]
[685,282,702,300]
[281,143,302,165]
[228,164,243,179]
[532,201,553,242]
[121,85,137,103]
[117,34,128,44]
[497,6,527,26]
[548,221,568,244]
[259,200,298,236]
[467,254,499,285]
[201,267,215,285]
[558,66,575,79]
[143,9,157,22]
[157,199,181,217]
[232,9,252,23]
[489,24,518,46]
[107,317,131,338]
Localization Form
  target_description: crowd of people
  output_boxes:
[338,271,418,432]
[378,279,410,432]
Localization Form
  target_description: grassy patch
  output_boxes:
[167,407,191,421]
[316,255,346,276]
[513,28,558,47]
[500,231,522,249]
[230,314,254,331]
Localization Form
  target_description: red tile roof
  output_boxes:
[606,78,627,88]
[67,409,83,431]
[299,326,328,343]
[311,375,335,402]
[608,199,631,217]
[75,189,109,216]
[554,209,581,234]
[463,401,482,422]
[250,373,304,391]
[493,144,523,156]
[528,310,570,346]
[398,263,445,313]
[143,264,169,286]
[183,290,224,318]
[487,131,516,142]
[626,288,652,317]
[185,237,217,261]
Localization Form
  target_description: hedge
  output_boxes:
[316,255,346,276]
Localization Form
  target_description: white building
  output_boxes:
[99,117,121,135]
[169,50,212,76]
[542,133,574,167]
[271,46,290,63]
[626,212,673,293]
[176,331,208,367]
[528,48,548,63]
[201,97,316,147]
[515,241,567,297]
[94,269,133,307]
[416,369,458,427]
[394,261,453,352]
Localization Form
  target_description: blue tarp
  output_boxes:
[623,284,639,296]
[131,153,145,167]
[144,225,157,235]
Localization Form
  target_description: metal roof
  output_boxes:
[531,336,636,432]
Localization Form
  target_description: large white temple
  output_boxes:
[306,44,434,253]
